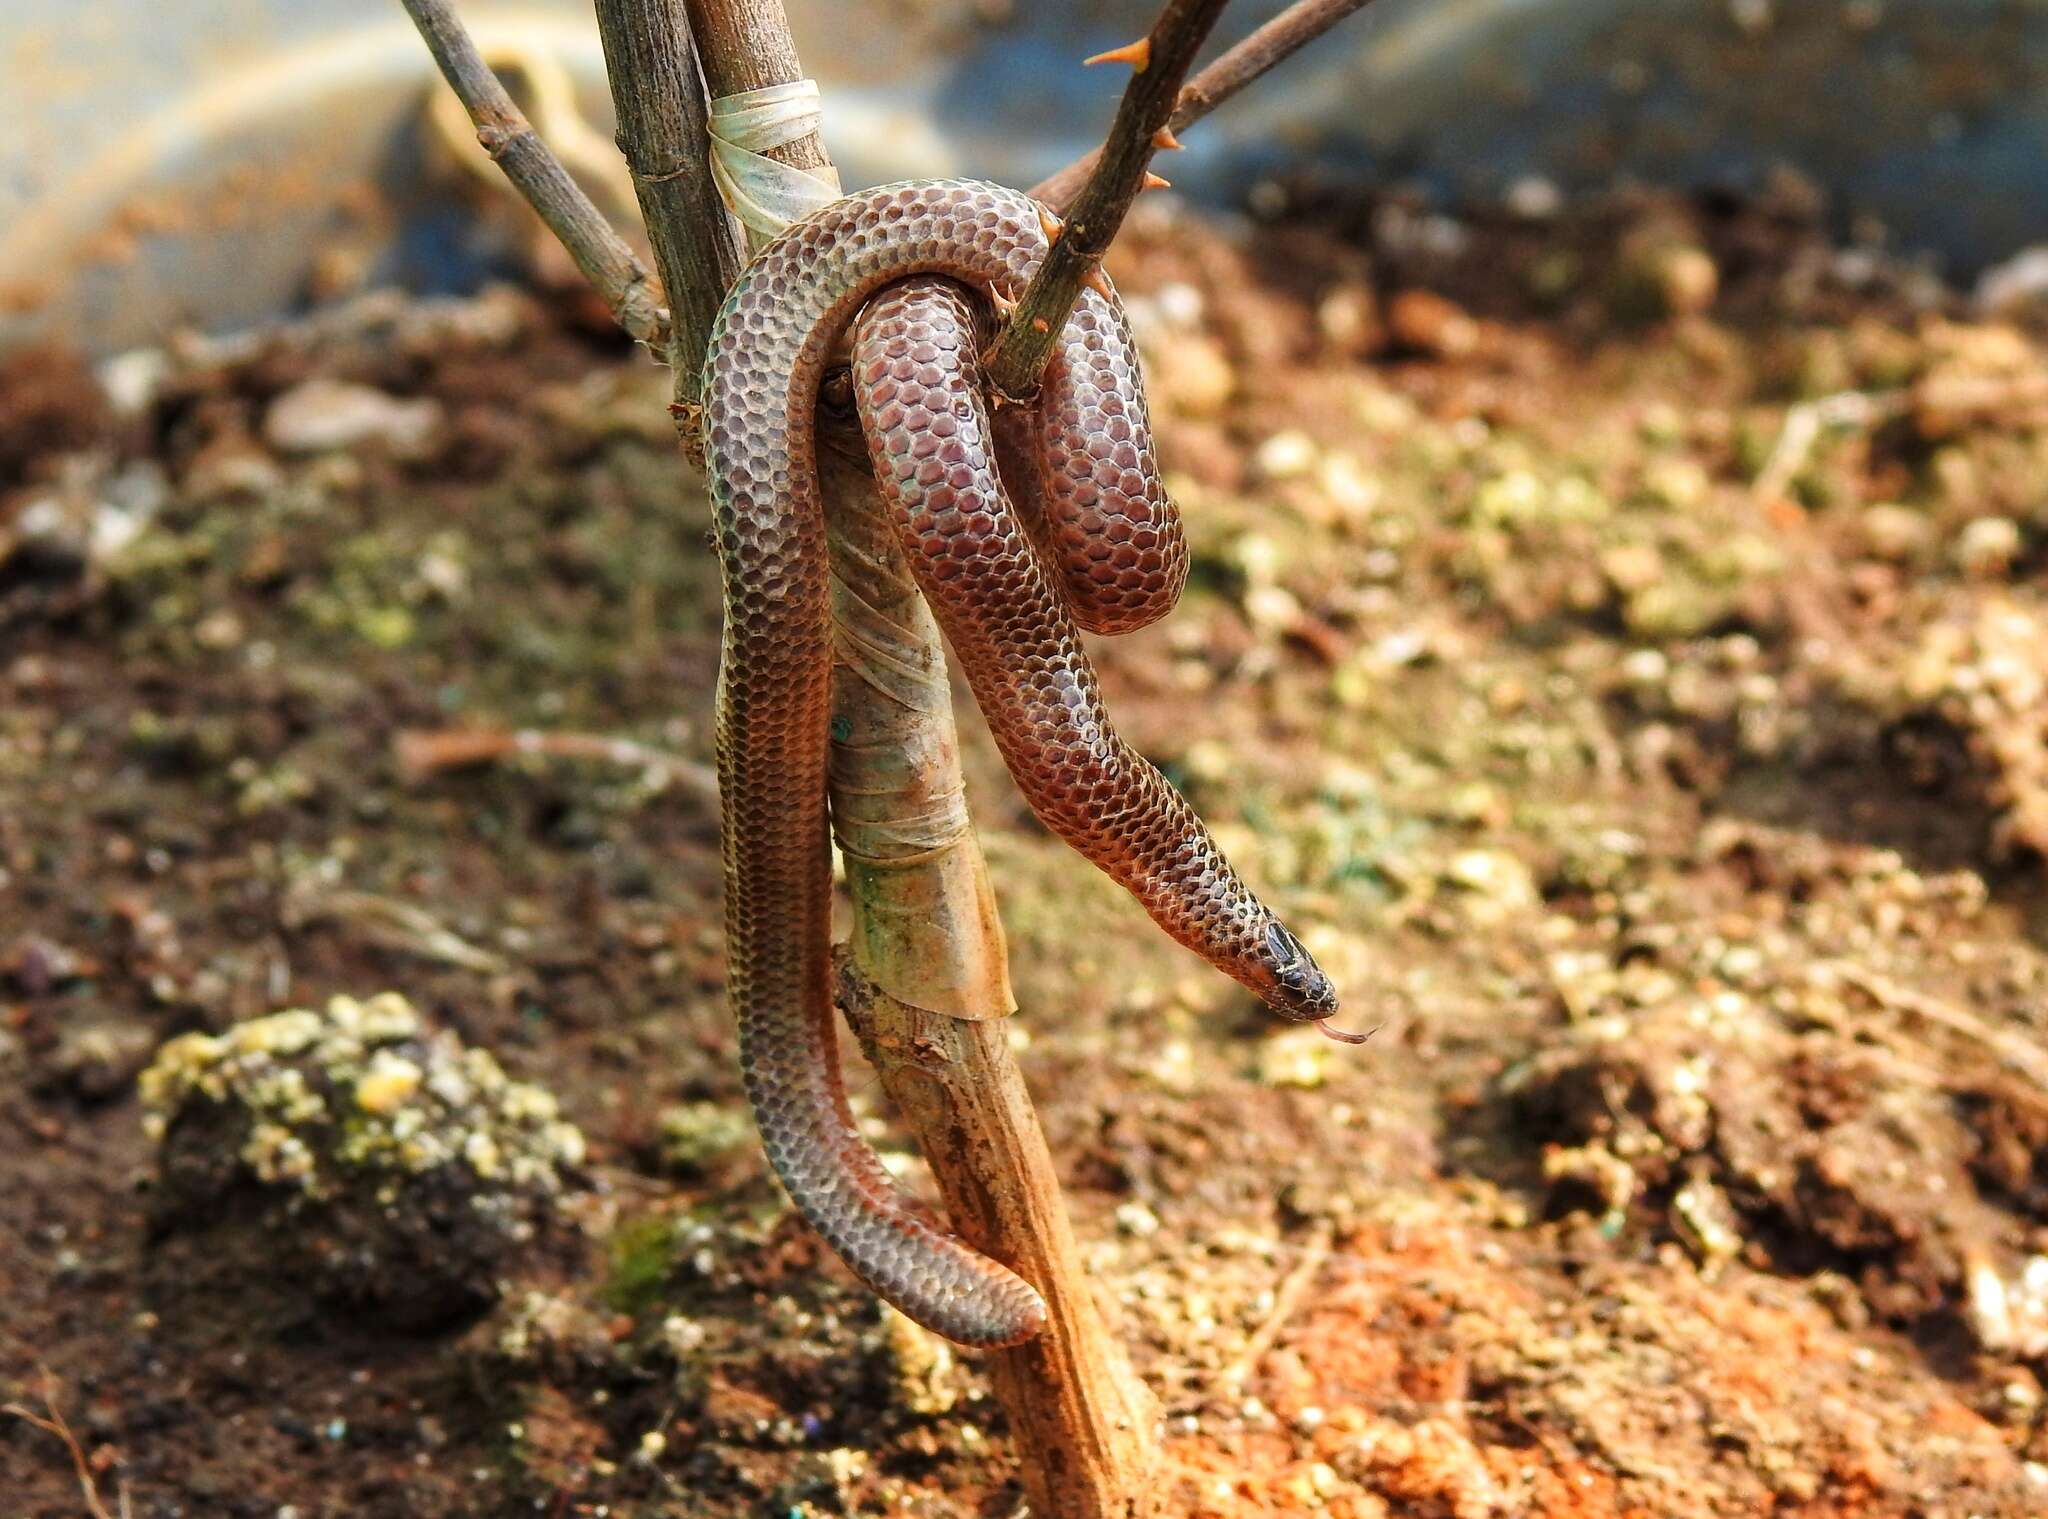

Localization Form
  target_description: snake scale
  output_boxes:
[701,179,1349,1348]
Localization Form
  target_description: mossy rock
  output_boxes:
[142,992,588,1330]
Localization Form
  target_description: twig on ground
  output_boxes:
[1820,961,2048,1095]
[398,0,670,350]
[280,885,512,975]
[985,0,1231,400]
[1031,0,1382,211]
[393,727,718,802]
[1750,389,1907,504]
[5,1369,129,1519]
[1213,1222,1334,1393]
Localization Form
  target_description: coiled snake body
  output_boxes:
[702,180,1342,1348]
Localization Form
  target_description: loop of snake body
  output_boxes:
[701,179,1342,1348]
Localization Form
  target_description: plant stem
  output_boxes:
[984,0,1230,401]
[398,0,670,349]
[1030,0,1382,211]
[683,0,835,174]
[822,444,1159,1519]
[591,0,747,418]
[403,0,1163,1503]
[839,973,1163,1517]
[686,3,1160,1509]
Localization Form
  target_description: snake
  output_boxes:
[701,179,1352,1349]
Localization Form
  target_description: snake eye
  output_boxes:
[1265,920,1304,969]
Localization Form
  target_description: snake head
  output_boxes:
[1255,919,1339,1021]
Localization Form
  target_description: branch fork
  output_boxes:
[398,2,1381,1511]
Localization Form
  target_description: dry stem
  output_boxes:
[985,0,1229,400]
[398,0,669,349]
[5,1369,129,1519]
[684,2,1160,1508]
[839,958,1159,1518]
[393,726,718,802]
[819,445,1015,1018]
[400,0,1162,1504]
[683,0,834,174]
[1031,0,1383,211]
[591,0,748,404]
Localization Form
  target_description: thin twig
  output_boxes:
[1750,389,1907,504]
[5,1369,126,1519]
[1031,0,1382,212]
[393,726,719,801]
[398,0,670,350]
[1820,961,2048,1095]
[1213,1222,1333,1392]
[280,885,512,975]
[985,0,1231,400]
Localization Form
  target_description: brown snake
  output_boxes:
[701,180,1351,1348]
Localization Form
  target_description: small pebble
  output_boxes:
[1387,289,1479,358]
[1115,1200,1162,1237]
[1954,515,2022,578]
[265,379,443,457]
[1860,503,1929,561]
[1253,430,1319,483]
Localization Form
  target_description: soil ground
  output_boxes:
[8,182,2048,1517]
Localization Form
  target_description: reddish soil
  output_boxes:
[7,185,2048,1516]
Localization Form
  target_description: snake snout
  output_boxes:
[1259,919,1339,1020]
[1256,920,1371,1043]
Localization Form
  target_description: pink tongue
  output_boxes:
[1317,1020,1376,1046]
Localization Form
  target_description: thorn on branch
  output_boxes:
[1036,206,1066,244]
[1084,37,1154,71]
[1151,125,1184,151]
[1032,0,1384,214]
[985,0,1229,399]
[1141,171,1171,191]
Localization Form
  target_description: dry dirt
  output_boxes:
[7,181,2048,1517]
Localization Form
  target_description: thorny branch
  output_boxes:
[404,0,1378,421]
[398,0,670,349]
[984,0,1230,400]
[683,5,1160,1512]
[384,3,1368,1505]
[1030,0,1383,211]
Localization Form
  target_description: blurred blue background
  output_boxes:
[5,0,2047,351]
